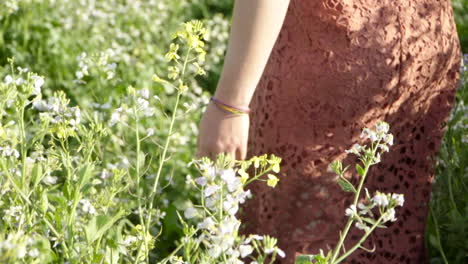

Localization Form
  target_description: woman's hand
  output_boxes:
[196,102,250,161]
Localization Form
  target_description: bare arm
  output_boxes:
[196,0,290,161]
[214,0,291,106]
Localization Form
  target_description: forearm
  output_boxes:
[213,0,290,107]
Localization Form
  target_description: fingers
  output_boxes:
[236,145,247,161]
[196,143,239,165]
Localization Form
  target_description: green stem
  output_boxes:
[138,46,192,263]
[334,214,385,263]
[429,205,448,264]
[157,230,197,264]
[330,141,379,263]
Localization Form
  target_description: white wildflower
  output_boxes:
[265,247,286,258]
[382,208,397,222]
[75,71,84,79]
[16,244,27,258]
[345,143,363,155]
[137,97,149,109]
[373,152,381,164]
[146,128,155,137]
[4,75,13,85]
[28,248,40,258]
[383,134,394,146]
[355,221,370,232]
[184,207,197,219]
[391,193,405,207]
[204,184,221,197]
[378,144,389,152]
[139,88,150,99]
[219,217,239,235]
[3,205,22,221]
[220,168,242,192]
[276,248,286,258]
[360,128,379,142]
[194,176,207,186]
[205,196,218,209]
[239,244,253,258]
[43,175,58,185]
[122,235,138,246]
[376,121,390,134]
[109,107,122,126]
[197,217,215,230]
[236,189,252,204]
[99,169,112,180]
[15,77,24,85]
[371,192,389,207]
[203,165,217,180]
[79,199,96,215]
[17,67,28,73]
[32,75,45,95]
[357,202,373,216]
[345,204,357,217]
[208,245,222,258]
[223,195,239,215]
[0,145,20,159]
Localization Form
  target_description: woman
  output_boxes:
[196,0,462,263]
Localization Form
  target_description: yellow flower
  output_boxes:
[267,174,279,188]
[272,163,280,173]
[238,168,249,184]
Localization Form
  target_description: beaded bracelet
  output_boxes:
[210,96,250,115]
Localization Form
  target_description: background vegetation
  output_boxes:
[0,0,466,263]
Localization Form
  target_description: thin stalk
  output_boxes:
[334,214,385,263]
[429,205,448,264]
[133,106,146,231]
[157,230,196,264]
[137,47,192,263]
[330,141,379,263]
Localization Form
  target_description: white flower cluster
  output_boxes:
[2,205,23,222]
[109,88,157,128]
[1,0,20,15]
[74,49,118,83]
[3,70,44,97]
[344,190,405,232]
[345,121,394,164]
[33,95,81,129]
[0,232,41,260]
[183,160,285,263]
[78,199,96,215]
[0,145,20,159]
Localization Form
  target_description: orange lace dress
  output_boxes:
[239,0,462,263]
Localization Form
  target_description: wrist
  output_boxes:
[212,93,251,109]
[210,96,250,115]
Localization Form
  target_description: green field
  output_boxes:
[0,0,466,263]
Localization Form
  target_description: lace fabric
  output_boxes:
[239,0,462,263]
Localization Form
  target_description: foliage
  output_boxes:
[426,54,468,264]
[0,0,467,263]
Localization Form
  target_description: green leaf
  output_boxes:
[329,160,342,175]
[356,163,365,177]
[85,210,125,244]
[428,234,439,248]
[78,164,94,190]
[40,190,49,213]
[337,177,357,193]
[31,163,43,187]
[295,255,315,264]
